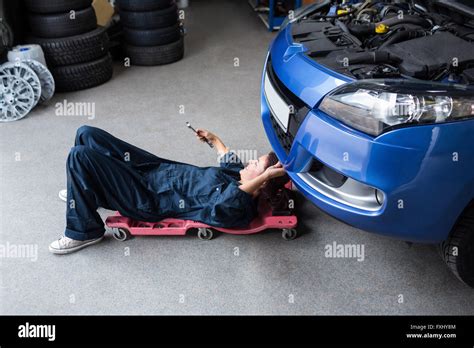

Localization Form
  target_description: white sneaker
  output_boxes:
[58,189,67,202]
[49,235,104,255]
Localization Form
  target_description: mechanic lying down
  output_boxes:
[49,126,287,254]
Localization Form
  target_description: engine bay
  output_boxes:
[291,0,474,83]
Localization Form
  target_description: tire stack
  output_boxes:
[24,0,113,92]
[117,0,184,66]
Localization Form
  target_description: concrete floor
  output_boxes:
[1,0,474,315]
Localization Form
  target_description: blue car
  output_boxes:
[261,0,474,287]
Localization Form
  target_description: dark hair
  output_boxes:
[261,151,290,197]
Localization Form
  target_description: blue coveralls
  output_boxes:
[65,126,257,241]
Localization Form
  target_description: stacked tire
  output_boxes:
[24,0,113,92]
[117,0,184,66]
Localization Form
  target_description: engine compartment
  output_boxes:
[291,0,474,83]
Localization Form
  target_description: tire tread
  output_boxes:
[52,54,113,92]
[28,27,109,67]
[124,37,184,66]
[28,7,97,38]
[119,5,178,30]
[24,0,93,14]
[439,206,474,287]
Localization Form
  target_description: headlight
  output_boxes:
[319,79,474,136]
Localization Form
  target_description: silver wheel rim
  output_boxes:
[114,228,128,241]
[0,76,36,122]
[198,228,213,240]
[23,59,55,104]
[0,62,41,107]
[282,228,296,240]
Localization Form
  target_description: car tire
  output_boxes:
[116,0,172,11]
[24,0,93,14]
[28,6,97,38]
[52,53,113,92]
[439,205,474,288]
[119,5,178,30]
[123,24,180,46]
[124,37,184,66]
[28,27,109,67]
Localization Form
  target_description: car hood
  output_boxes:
[289,0,473,24]
[269,24,352,108]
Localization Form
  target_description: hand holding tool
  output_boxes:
[186,122,214,148]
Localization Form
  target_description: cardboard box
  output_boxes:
[92,0,115,26]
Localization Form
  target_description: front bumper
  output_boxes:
[261,25,474,243]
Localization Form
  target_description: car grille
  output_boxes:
[270,114,294,153]
[266,59,309,155]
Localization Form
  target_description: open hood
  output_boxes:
[288,0,474,84]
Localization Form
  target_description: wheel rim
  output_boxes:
[0,76,36,122]
[0,62,41,107]
[114,228,128,241]
[23,59,55,104]
[283,229,296,240]
[198,228,212,240]
[289,229,296,238]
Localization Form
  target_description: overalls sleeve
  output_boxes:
[210,181,256,227]
[219,151,244,173]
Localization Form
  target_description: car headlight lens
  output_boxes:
[319,79,474,136]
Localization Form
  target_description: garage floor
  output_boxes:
[1,0,474,315]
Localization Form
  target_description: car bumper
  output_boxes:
[261,25,474,243]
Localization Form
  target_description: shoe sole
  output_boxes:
[49,236,104,255]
